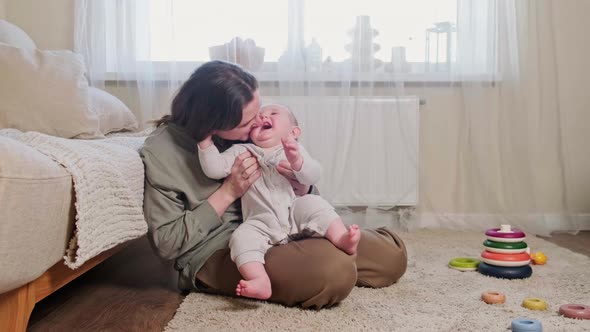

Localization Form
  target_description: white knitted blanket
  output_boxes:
[0,129,148,269]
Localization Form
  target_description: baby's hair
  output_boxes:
[261,103,299,126]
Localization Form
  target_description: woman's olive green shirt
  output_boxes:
[140,124,241,291]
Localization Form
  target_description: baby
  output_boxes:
[197,104,360,300]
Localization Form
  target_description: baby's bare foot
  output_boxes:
[235,278,272,300]
[338,224,361,255]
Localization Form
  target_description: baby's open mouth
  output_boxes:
[261,121,272,130]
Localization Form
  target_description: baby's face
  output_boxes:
[249,105,295,148]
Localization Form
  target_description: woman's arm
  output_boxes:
[142,149,260,261]
[143,176,223,260]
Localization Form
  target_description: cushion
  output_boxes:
[0,43,102,138]
[0,20,36,51]
[89,87,139,134]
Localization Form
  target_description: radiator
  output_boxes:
[264,96,419,207]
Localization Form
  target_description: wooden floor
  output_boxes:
[27,231,590,332]
[27,237,184,332]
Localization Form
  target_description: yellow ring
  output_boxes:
[522,298,548,311]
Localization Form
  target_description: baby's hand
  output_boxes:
[281,135,302,171]
[198,135,214,149]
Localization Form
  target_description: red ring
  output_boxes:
[481,251,531,262]
[485,228,526,238]
[559,304,590,320]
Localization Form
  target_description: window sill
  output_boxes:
[101,61,500,84]
[103,71,500,85]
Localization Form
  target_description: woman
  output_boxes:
[140,60,407,309]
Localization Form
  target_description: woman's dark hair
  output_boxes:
[157,60,258,143]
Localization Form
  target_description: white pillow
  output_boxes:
[0,43,102,138]
[89,87,139,134]
[0,20,36,51]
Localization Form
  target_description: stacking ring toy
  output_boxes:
[448,258,480,271]
[485,226,526,243]
[477,262,532,279]
[511,318,542,332]
[522,298,548,311]
[483,240,528,254]
[559,304,590,320]
[480,251,530,267]
[481,291,506,304]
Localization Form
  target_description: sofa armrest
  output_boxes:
[0,137,74,293]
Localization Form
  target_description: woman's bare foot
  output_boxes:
[236,278,272,300]
[335,224,361,255]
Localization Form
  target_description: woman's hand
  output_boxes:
[277,160,310,196]
[222,150,261,200]
[208,150,260,217]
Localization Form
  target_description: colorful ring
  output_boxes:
[559,304,590,320]
[481,251,530,261]
[480,251,530,267]
[484,247,528,254]
[511,318,542,332]
[481,291,506,305]
[485,227,526,238]
[522,298,548,311]
[483,240,528,254]
[448,258,480,271]
[486,235,526,243]
[477,262,532,279]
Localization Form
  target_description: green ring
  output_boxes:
[483,240,527,250]
[449,258,480,269]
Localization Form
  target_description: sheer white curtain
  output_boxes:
[74,0,585,235]
[417,0,582,235]
[74,0,186,126]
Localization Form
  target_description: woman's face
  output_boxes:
[215,90,262,141]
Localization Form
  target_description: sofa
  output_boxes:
[0,19,146,331]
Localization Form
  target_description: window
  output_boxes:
[148,0,288,62]
[146,0,458,77]
[87,0,497,82]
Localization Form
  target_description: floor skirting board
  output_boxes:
[415,213,590,235]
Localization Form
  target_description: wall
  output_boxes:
[415,0,590,218]
[552,0,590,214]
[0,0,6,19]
[5,0,74,49]
[4,0,590,218]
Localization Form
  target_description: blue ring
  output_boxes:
[477,262,532,279]
[511,318,542,332]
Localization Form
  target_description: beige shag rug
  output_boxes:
[165,230,590,332]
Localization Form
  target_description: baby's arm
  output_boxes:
[282,137,321,185]
[198,137,247,179]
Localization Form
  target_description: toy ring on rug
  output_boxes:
[485,226,526,243]
[522,298,548,311]
[483,240,528,254]
[477,262,532,279]
[511,318,543,332]
[481,291,506,304]
[448,258,480,271]
[480,251,531,267]
[559,304,590,320]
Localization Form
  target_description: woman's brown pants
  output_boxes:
[195,227,407,309]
